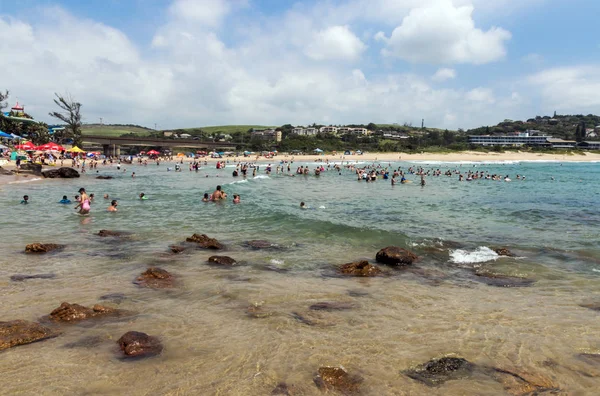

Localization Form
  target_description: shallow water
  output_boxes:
[1,159,599,395]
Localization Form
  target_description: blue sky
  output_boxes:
[1,0,599,130]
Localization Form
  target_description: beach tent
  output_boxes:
[15,142,36,150]
[0,130,12,138]
[147,150,160,155]
[314,148,324,153]
[67,146,85,153]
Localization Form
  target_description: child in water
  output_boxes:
[20,195,29,204]
[59,195,71,204]
[202,193,210,202]
[233,194,241,204]
[139,193,148,200]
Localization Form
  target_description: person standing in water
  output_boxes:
[75,188,91,214]
[107,200,118,212]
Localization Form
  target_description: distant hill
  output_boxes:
[468,114,600,140]
[82,124,153,137]
[82,124,275,138]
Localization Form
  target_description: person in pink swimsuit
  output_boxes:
[75,187,91,215]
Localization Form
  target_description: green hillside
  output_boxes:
[82,124,154,137]
[179,125,275,135]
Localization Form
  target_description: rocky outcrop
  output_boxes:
[95,176,113,180]
[48,302,126,323]
[117,331,163,358]
[25,243,65,253]
[97,230,130,237]
[404,357,475,386]
[186,234,223,249]
[494,248,516,257]
[375,246,418,266]
[41,167,80,178]
[313,366,363,394]
[169,245,186,254]
[0,320,60,351]
[309,302,356,311]
[20,163,43,175]
[134,267,175,289]
[208,256,237,266]
[10,273,56,282]
[339,261,381,277]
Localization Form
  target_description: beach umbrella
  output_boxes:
[37,142,65,151]
[67,146,85,153]
[147,150,160,155]
[176,152,185,157]
[11,133,23,140]
[15,141,36,150]
[0,130,12,138]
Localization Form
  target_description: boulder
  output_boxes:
[339,261,381,277]
[95,176,113,180]
[49,302,126,323]
[19,163,43,175]
[309,302,356,311]
[493,247,516,257]
[97,230,130,237]
[0,166,13,176]
[25,243,65,253]
[134,267,175,289]
[10,273,56,282]
[208,256,237,266]
[0,320,60,351]
[271,383,297,395]
[41,167,80,178]
[117,331,163,358]
[375,246,418,266]
[186,233,223,249]
[403,357,475,386]
[169,245,186,254]
[313,366,363,394]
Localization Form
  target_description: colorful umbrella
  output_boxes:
[15,141,36,150]
[67,146,85,153]
[36,142,65,151]
[147,150,160,155]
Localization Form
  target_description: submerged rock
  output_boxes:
[186,233,223,249]
[246,240,278,249]
[580,302,600,311]
[313,366,363,394]
[48,302,127,323]
[63,335,105,349]
[309,302,356,311]
[25,243,65,253]
[271,382,297,395]
[493,247,516,257]
[487,367,560,396]
[375,246,418,266]
[134,267,175,289]
[95,176,113,180]
[117,331,163,358]
[578,353,600,365]
[208,256,237,266]
[97,230,131,237]
[474,272,535,288]
[0,320,60,351]
[99,293,127,304]
[10,273,56,281]
[404,357,475,386]
[338,260,382,277]
[41,167,80,178]
[169,245,186,254]
[246,304,273,319]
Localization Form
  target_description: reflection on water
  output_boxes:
[1,161,599,394]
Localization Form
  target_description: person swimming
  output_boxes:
[202,193,210,202]
[20,195,29,205]
[139,193,148,200]
[107,200,118,212]
[59,195,71,204]
[233,194,240,204]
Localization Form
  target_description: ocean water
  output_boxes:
[0,159,599,395]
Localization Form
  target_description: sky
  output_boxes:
[1,0,599,130]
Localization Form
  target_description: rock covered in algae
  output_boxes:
[134,267,175,289]
[208,255,237,266]
[338,260,381,277]
[0,320,60,351]
[186,233,223,249]
[313,366,363,394]
[25,243,65,253]
[117,331,163,358]
[375,246,418,266]
[49,302,128,323]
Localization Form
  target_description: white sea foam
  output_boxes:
[253,175,270,180]
[9,177,43,184]
[228,179,248,185]
[593,268,600,273]
[449,246,499,264]
[318,205,326,209]
[270,259,284,265]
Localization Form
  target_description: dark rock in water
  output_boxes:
[49,302,128,323]
[63,335,105,349]
[376,246,418,266]
[0,320,60,351]
[186,233,223,249]
[309,302,356,311]
[117,331,163,358]
[493,247,516,257]
[25,243,65,253]
[486,367,561,395]
[246,240,277,249]
[20,163,43,175]
[208,256,237,266]
[347,290,370,298]
[96,176,113,180]
[261,264,289,273]
[404,357,475,386]
[339,260,381,277]
[271,382,297,395]
[169,245,186,254]
[41,167,80,178]
[97,230,131,237]
[290,312,316,326]
[0,166,13,176]
[580,302,600,311]
[313,366,363,394]
[474,272,534,288]
[246,305,273,319]
[99,293,127,304]
[578,353,600,365]
[10,273,56,282]
[134,267,175,289]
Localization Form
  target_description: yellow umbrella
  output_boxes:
[176,152,185,157]
[67,146,85,153]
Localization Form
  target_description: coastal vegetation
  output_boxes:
[48,93,83,147]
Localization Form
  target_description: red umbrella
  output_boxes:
[36,142,65,151]
[15,142,36,150]
[147,150,160,155]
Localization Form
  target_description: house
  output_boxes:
[351,128,369,135]
[579,141,600,150]
[292,127,305,135]
[319,126,338,135]
[251,129,282,142]
[337,127,351,135]
[383,131,409,139]
[547,138,577,149]
[468,132,552,147]
[304,128,318,136]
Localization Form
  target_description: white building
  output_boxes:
[292,127,305,135]
[304,128,318,136]
[351,128,369,135]
[319,126,338,135]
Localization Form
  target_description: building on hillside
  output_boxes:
[319,126,338,135]
[304,128,318,136]
[337,127,351,134]
[292,127,305,135]
[251,129,282,142]
[468,132,552,147]
[351,128,369,135]
[179,133,192,139]
[547,138,577,149]
[579,141,600,150]
[382,131,409,139]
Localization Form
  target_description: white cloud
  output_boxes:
[528,66,600,111]
[466,87,496,103]
[432,68,457,82]
[168,0,231,26]
[305,25,366,61]
[383,0,511,64]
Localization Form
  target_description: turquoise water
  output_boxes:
[1,159,599,394]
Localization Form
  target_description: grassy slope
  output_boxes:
[181,125,275,134]
[82,124,153,137]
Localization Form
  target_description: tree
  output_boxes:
[367,122,377,131]
[49,93,82,146]
[0,90,8,112]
